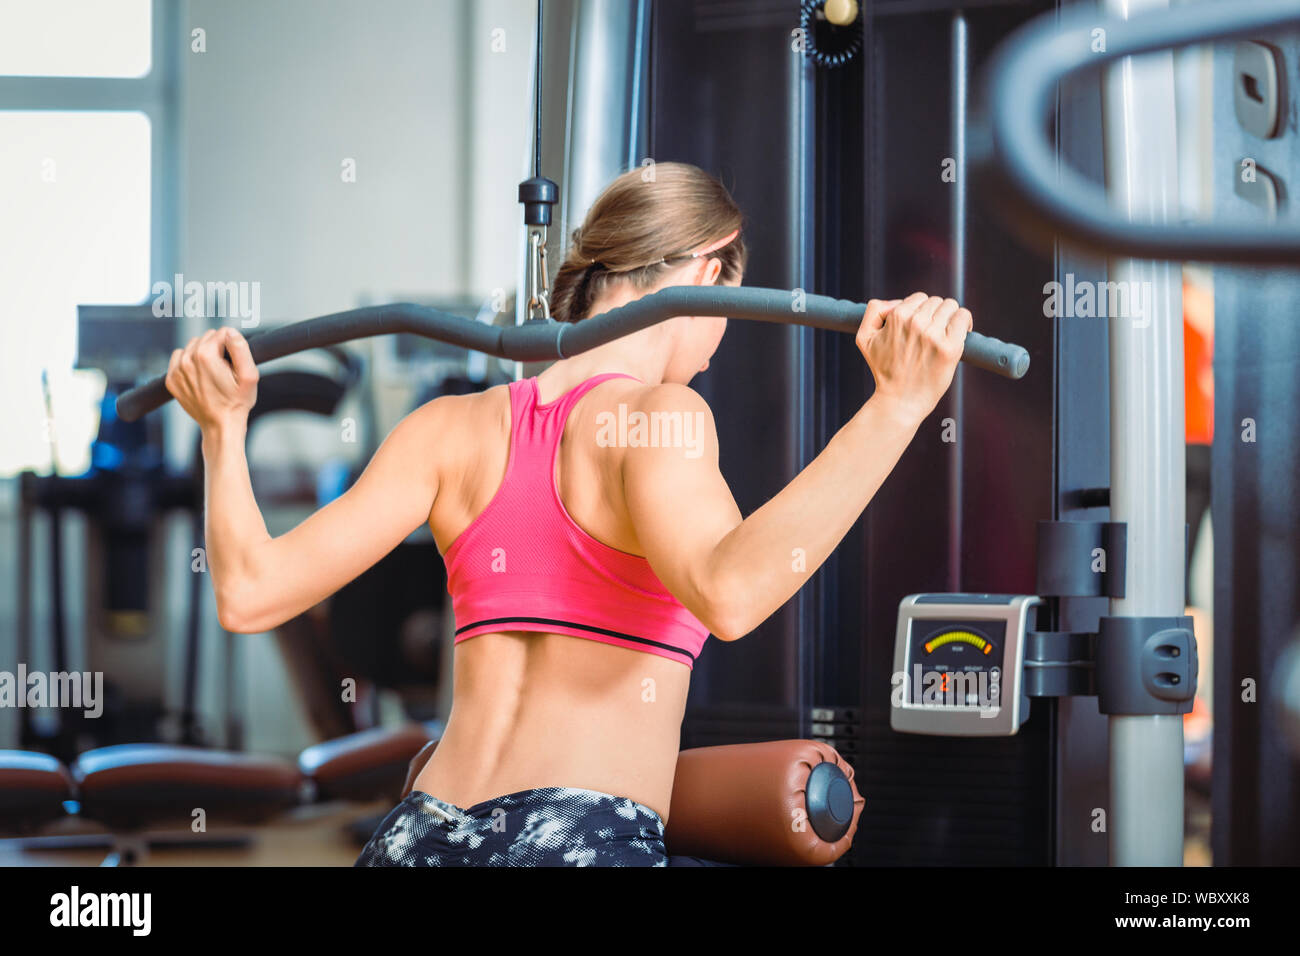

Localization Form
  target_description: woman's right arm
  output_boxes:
[166,327,443,634]
[622,293,971,641]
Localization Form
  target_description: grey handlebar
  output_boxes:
[115,286,1028,421]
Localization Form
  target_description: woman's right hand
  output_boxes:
[856,293,972,424]
[165,326,260,434]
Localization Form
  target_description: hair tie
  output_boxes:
[691,228,741,258]
[655,227,741,266]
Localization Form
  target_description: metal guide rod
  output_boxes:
[1099,0,1185,867]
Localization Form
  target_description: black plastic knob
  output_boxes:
[805,760,857,842]
[518,175,559,227]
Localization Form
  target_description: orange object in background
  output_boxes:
[1184,695,1211,735]
[1182,276,1214,784]
[1184,277,1214,445]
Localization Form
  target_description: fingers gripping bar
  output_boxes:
[115,286,1029,421]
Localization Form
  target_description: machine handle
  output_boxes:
[115,286,1029,421]
[973,0,1300,263]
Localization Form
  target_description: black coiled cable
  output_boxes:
[798,0,863,68]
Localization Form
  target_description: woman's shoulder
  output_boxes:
[618,380,715,421]
[415,382,512,417]
[592,380,720,468]
[397,384,514,455]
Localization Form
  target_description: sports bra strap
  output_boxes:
[535,372,641,445]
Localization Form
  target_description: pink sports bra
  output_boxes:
[442,373,710,669]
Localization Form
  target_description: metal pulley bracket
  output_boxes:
[519,174,558,321]
[1036,519,1127,599]
[1023,630,1097,698]
[1095,616,1198,715]
[1030,516,1198,713]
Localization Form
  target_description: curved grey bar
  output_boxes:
[115,286,1029,421]
[979,0,1300,263]
[115,302,504,421]
[554,287,1027,377]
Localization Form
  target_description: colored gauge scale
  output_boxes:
[923,629,995,656]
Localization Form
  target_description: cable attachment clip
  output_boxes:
[519,175,559,321]
[525,227,550,320]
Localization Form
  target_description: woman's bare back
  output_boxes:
[413,377,692,823]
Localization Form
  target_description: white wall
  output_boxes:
[184,0,463,318]
[177,0,533,754]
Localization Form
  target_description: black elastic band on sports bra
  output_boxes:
[454,616,697,662]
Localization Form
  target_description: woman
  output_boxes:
[165,162,972,866]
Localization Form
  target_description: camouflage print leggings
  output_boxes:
[354,787,732,867]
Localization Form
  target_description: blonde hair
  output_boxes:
[550,162,747,324]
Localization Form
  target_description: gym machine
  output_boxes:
[572,0,1300,866]
[885,0,1300,868]
[106,0,1300,870]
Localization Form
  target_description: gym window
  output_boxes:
[0,0,175,477]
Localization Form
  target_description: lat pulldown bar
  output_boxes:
[115,285,1030,422]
